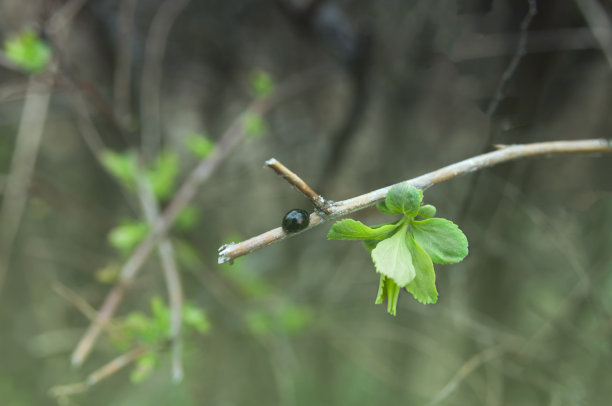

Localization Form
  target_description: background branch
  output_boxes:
[218,138,612,264]
[0,71,55,296]
[70,70,323,366]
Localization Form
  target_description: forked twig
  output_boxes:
[70,69,324,367]
[50,346,149,398]
[218,138,612,264]
[265,158,330,213]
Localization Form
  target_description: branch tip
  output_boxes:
[265,157,331,213]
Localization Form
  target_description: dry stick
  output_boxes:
[135,174,184,382]
[50,346,150,398]
[218,138,612,264]
[575,0,612,68]
[265,158,330,213]
[0,73,54,296]
[71,70,323,366]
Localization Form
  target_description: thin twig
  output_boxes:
[50,346,149,398]
[53,282,100,322]
[113,0,138,122]
[218,138,612,264]
[486,0,538,117]
[0,71,55,296]
[70,69,323,366]
[459,0,537,218]
[46,0,88,36]
[135,173,184,382]
[66,68,184,380]
[574,0,612,68]
[265,158,329,213]
[426,347,501,406]
[140,0,191,160]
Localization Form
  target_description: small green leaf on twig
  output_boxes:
[328,181,468,314]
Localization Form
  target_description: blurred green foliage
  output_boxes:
[243,112,267,138]
[184,133,215,159]
[250,69,275,97]
[110,296,210,383]
[3,29,51,73]
[108,219,149,256]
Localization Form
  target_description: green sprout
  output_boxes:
[328,182,468,315]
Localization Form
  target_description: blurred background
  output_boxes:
[1,0,612,405]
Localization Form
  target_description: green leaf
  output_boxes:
[94,262,120,284]
[418,204,436,219]
[371,224,415,286]
[404,234,438,304]
[411,218,468,264]
[147,149,179,200]
[185,133,215,159]
[130,352,157,384]
[4,30,51,73]
[101,149,137,187]
[362,239,379,251]
[328,219,399,241]
[374,275,401,315]
[182,304,210,334]
[376,201,397,215]
[108,220,149,256]
[243,112,267,138]
[375,274,387,304]
[385,182,423,216]
[385,277,401,315]
[250,70,275,97]
[123,312,162,344]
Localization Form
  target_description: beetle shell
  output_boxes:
[282,209,310,233]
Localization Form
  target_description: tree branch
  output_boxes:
[70,69,324,367]
[265,158,329,213]
[0,71,55,296]
[218,138,612,264]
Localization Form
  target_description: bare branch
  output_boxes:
[70,69,323,367]
[218,138,612,264]
[0,71,55,296]
[575,0,612,68]
[140,0,192,160]
[265,158,329,213]
[135,173,184,382]
[486,0,538,117]
[113,0,138,122]
[50,346,149,398]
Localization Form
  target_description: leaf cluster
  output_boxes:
[328,182,468,315]
[111,296,210,383]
